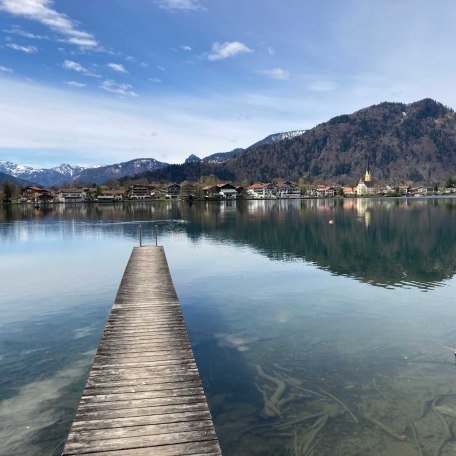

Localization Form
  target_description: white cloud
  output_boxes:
[64,81,86,88]
[107,62,128,73]
[100,79,137,97]
[0,65,13,73]
[0,0,98,49]
[157,65,165,71]
[261,68,290,81]
[180,45,192,51]
[126,55,135,62]
[149,77,162,83]
[0,359,91,455]
[208,41,253,61]
[267,46,275,56]
[155,0,205,11]
[3,25,48,40]
[62,60,99,77]
[6,43,37,53]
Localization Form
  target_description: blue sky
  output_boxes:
[0,0,455,167]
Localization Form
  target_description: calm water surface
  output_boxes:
[1,199,456,455]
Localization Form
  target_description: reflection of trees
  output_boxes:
[2,199,456,288]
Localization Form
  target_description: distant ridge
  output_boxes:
[0,171,33,187]
[0,158,168,187]
[134,98,456,184]
[200,130,306,164]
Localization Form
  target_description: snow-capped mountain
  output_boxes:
[247,130,307,151]
[0,159,168,187]
[0,161,104,187]
[201,130,307,164]
[75,158,168,184]
[0,161,35,177]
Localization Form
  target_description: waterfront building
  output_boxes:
[127,184,154,200]
[20,186,54,203]
[247,183,275,198]
[97,189,124,202]
[162,183,181,199]
[56,188,88,202]
[356,168,376,196]
[274,180,302,198]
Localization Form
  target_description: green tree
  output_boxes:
[443,177,456,188]
[2,181,12,204]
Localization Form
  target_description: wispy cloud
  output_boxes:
[267,46,275,56]
[64,81,86,88]
[0,0,98,49]
[0,65,13,73]
[180,45,192,51]
[100,79,137,96]
[261,67,290,81]
[107,62,128,73]
[6,43,38,53]
[208,41,253,61]
[3,25,48,40]
[62,60,99,77]
[155,0,205,11]
[0,358,91,455]
[149,77,162,83]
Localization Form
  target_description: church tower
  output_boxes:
[364,156,372,182]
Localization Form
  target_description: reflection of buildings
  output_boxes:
[364,210,371,229]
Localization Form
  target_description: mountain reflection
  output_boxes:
[2,198,456,289]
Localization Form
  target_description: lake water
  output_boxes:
[1,198,456,455]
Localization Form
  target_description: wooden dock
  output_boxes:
[62,246,222,455]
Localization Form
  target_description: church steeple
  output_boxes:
[364,156,372,182]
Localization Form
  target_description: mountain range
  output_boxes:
[2,100,456,187]
[0,158,167,187]
[134,99,456,185]
[0,130,306,187]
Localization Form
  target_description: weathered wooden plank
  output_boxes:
[77,395,209,413]
[73,439,221,455]
[73,402,211,423]
[62,246,221,455]
[81,380,203,397]
[80,387,205,403]
[67,419,215,444]
[71,410,213,431]
[64,429,217,454]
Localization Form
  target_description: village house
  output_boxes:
[56,188,88,203]
[218,183,238,199]
[202,183,238,199]
[274,180,302,198]
[315,185,337,197]
[247,183,275,198]
[127,184,155,200]
[202,185,220,198]
[20,186,54,203]
[97,189,125,202]
[343,186,357,197]
[162,183,181,199]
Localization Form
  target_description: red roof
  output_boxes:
[248,183,271,189]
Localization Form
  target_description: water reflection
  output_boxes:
[2,198,456,289]
[2,199,456,455]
